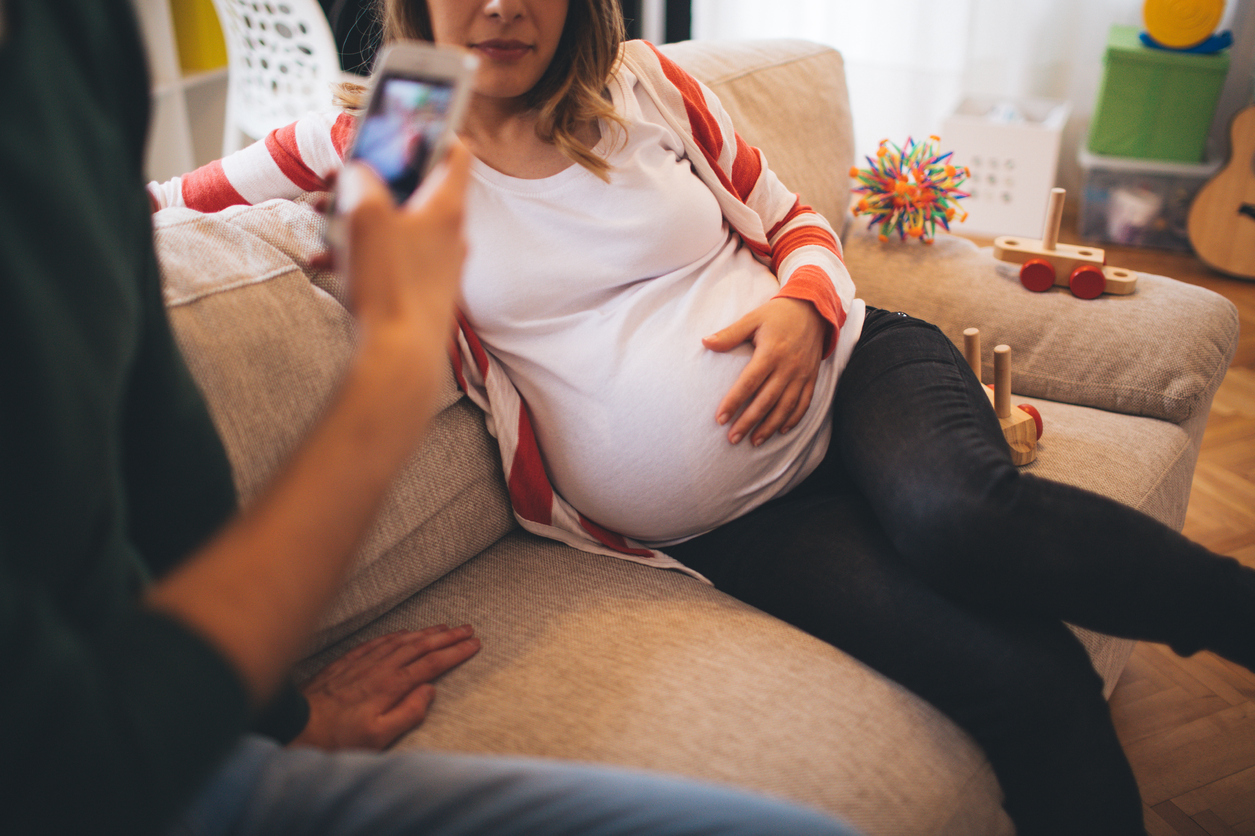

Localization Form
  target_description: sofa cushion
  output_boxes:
[660,38,855,233]
[843,225,1240,426]
[154,199,516,648]
[288,384,1225,833]
[294,534,1014,836]
[1017,395,1204,532]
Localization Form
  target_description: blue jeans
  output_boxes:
[169,734,858,836]
[669,308,1255,836]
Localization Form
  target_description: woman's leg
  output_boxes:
[668,486,1146,836]
[169,734,859,836]
[829,308,1255,670]
[670,305,1255,833]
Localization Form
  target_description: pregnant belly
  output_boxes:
[523,339,830,545]
[472,237,839,545]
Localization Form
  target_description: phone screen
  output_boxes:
[350,74,457,204]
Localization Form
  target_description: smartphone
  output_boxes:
[327,41,478,244]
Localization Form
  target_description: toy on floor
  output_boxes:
[849,135,969,244]
[993,187,1139,298]
[964,328,1041,466]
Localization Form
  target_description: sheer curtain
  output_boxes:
[691,0,1156,192]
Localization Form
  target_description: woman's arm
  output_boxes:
[623,43,852,447]
[148,110,356,213]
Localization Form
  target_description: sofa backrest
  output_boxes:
[155,39,855,649]
[659,39,854,233]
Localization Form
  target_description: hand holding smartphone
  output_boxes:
[327,40,478,248]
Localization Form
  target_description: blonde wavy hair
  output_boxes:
[336,0,627,180]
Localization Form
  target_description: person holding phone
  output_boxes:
[1,1,863,835]
[149,0,1255,833]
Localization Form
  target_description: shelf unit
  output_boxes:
[133,0,229,182]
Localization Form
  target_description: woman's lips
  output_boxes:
[473,39,533,62]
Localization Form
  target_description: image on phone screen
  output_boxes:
[352,75,456,204]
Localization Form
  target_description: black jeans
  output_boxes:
[668,307,1255,836]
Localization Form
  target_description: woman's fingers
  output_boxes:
[750,378,806,445]
[726,369,785,445]
[705,298,825,445]
[718,356,772,439]
[782,378,816,435]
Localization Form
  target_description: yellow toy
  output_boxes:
[1143,0,1225,50]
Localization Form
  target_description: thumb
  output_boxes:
[336,161,390,215]
[702,309,761,353]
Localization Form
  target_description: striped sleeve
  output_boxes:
[766,198,850,352]
[147,110,355,212]
[632,42,854,357]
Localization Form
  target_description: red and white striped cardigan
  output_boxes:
[450,42,854,577]
[149,40,856,579]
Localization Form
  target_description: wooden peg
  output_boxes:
[990,343,1037,464]
[1040,187,1066,252]
[994,344,1012,419]
[966,328,1039,465]
[963,327,982,380]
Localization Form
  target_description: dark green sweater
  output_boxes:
[0,1,292,832]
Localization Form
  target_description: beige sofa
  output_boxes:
[153,39,1239,836]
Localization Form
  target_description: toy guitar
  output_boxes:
[1187,104,1255,279]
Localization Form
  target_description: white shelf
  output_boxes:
[134,0,228,182]
[152,65,226,98]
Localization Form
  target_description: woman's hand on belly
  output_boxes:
[702,297,826,447]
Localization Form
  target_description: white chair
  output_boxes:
[210,0,356,154]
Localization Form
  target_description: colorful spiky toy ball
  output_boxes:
[850,136,969,244]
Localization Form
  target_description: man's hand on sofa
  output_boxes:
[290,625,481,751]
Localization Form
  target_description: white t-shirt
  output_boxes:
[459,84,838,546]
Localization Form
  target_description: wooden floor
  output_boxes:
[963,212,1255,835]
[1093,245,1255,836]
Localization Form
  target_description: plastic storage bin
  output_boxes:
[1077,147,1219,251]
[941,96,1071,238]
[1087,24,1229,163]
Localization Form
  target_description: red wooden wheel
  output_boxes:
[1068,265,1106,299]
[1017,403,1044,440]
[1019,258,1055,292]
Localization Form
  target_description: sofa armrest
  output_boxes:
[154,199,517,651]
[842,225,1239,425]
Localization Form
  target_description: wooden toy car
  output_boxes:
[992,188,1138,299]
[964,328,1041,465]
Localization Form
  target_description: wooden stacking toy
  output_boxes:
[993,188,1139,299]
[964,328,1042,466]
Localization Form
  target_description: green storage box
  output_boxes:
[1087,24,1229,163]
